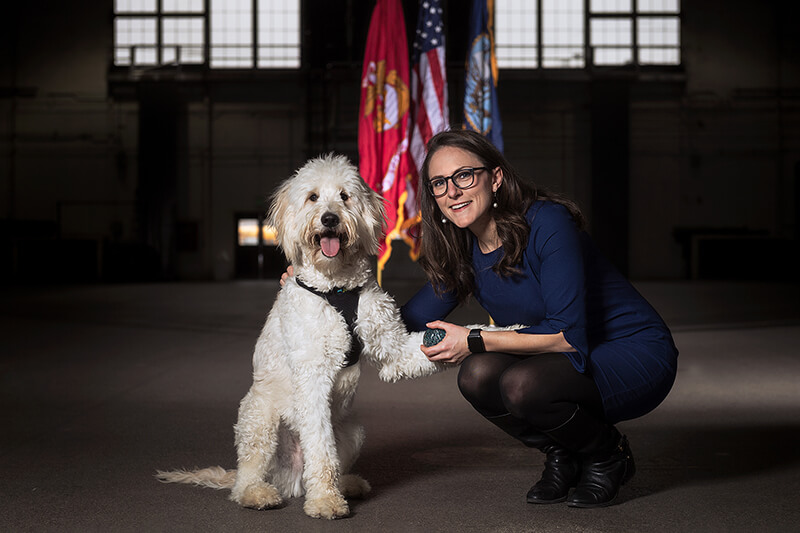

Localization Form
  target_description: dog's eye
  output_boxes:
[308,193,318,202]
[340,192,349,202]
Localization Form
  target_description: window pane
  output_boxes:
[638,16,680,46]
[638,0,679,13]
[115,17,157,46]
[115,0,156,13]
[543,46,584,68]
[639,47,680,65]
[238,219,260,246]
[638,16,680,64]
[262,225,278,245]
[542,0,584,67]
[594,47,633,65]
[162,0,204,13]
[162,17,205,64]
[114,17,157,66]
[115,48,131,64]
[134,47,158,65]
[257,0,301,68]
[591,18,631,46]
[590,0,631,13]
[211,0,253,68]
[496,0,538,68]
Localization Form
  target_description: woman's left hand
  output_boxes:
[420,320,472,365]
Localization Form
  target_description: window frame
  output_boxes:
[112,0,301,70]
[495,0,682,72]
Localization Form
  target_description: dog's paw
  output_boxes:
[234,484,283,510]
[304,493,350,519]
[340,474,371,499]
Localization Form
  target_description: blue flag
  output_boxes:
[463,0,503,152]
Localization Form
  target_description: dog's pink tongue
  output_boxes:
[320,236,341,257]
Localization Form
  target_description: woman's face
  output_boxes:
[427,146,502,231]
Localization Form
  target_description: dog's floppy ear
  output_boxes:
[267,178,300,265]
[359,178,387,256]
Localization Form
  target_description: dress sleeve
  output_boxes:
[399,281,459,332]
[516,203,590,370]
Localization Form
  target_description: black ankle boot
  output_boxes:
[486,413,579,503]
[526,444,580,504]
[543,406,636,508]
[567,434,635,508]
[485,414,580,504]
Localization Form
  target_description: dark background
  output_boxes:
[1,0,798,284]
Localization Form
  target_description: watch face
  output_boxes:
[468,329,485,353]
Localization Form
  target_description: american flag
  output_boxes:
[404,0,449,256]
[410,0,448,172]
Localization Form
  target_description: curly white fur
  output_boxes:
[157,154,452,519]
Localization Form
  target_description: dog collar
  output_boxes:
[295,280,353,295]
[295,278,364,368]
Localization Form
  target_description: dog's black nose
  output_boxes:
[321,212,340,228]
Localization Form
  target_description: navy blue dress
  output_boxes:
[401,201,678,423]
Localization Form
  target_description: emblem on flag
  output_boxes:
[464,34,494,135]
[362,60,410,133]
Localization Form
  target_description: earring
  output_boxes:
[492,191,498,209]
[441,216,447,224]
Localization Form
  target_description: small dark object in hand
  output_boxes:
[423,328,446,347]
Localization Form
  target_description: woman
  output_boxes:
[400,129,678,508]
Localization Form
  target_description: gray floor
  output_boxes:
[2,280,799,532]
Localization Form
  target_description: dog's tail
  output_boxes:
[155,466,236,490]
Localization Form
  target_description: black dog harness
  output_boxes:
[295,278,364,367]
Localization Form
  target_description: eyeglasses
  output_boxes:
[426,167,488,198]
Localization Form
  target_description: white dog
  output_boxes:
[157,154,450,519]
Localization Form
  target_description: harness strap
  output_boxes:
[295,278,364,367]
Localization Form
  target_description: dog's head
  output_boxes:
[268,154,386,268]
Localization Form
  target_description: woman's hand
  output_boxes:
[420,320,472,365]
[279,265,294,286]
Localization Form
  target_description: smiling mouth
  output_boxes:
[450,201,471,211]
[314,230,348,258]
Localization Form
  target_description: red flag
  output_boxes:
[358,0,413,281]
[406,0,449,259]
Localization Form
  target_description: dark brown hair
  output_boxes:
[418,129,585,304]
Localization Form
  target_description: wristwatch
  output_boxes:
[467,329,486,353]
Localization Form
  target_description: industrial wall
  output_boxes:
[1,0,798,283]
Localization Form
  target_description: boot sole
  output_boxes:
[527,495,569,504]
[566,495,617,509]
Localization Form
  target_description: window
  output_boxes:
[590,0,680,66]
[542,0,585,68]
[237,219,277,246]
[495,1,538,68]
[496,0,680,69]
[113,0,300,69]
[237,219,260,246]
[210,0,253,68]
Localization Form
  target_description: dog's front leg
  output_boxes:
[357,288,449,382]
[372,328,445,382]
[230,386,284,510]
[293,371,349,519]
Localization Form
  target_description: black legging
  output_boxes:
[457,352,605,430]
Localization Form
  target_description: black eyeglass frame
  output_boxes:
[426,166,489,198]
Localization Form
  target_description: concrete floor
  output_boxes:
[2,280,799,532]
